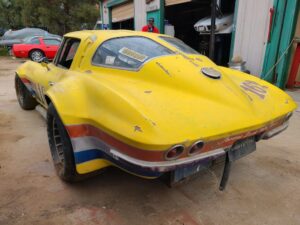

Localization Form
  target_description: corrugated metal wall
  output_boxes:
[232,0,274,76]
[112,2,134,23]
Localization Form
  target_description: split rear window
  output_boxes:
[159,36,199,55]
[92,36,173,70]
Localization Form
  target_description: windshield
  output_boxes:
[159,36,199,55]
[92,36,174,70]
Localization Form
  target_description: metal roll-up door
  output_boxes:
[112,2,134,23]
[165,0,191,6]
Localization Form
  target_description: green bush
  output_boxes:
[0,47,9,56]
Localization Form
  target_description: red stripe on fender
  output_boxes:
[65,116,285,162]
[21,78,31,84]
[66,124,165,161]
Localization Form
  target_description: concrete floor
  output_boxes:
[0,57,299,225]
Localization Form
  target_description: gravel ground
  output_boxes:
[0,57,300,225]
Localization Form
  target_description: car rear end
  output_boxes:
[12,44,29,58]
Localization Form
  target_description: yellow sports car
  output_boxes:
[15,30,297,189]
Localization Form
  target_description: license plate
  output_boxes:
[228,137,256,162]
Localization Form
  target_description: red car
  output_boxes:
[13,36,61,62]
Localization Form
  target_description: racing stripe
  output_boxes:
[66,116,287,163]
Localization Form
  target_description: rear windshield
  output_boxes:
[159,36,199,55]
[92,36,173,70]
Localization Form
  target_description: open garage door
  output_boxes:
[112,1,134,30]
[165,0,191,6]
[165,0,236,66]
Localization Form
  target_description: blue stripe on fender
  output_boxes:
[74,149,162,177]
[74,149,105,164]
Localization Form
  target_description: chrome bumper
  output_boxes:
[110,121,289,172]
[110,148,225,172]
[262,121,289,139]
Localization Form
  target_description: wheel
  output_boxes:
[47,103,100,182]
[15,75,38,110]
[29,49,44,62]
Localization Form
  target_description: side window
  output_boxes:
[29,37,40,44]
[92,36,173,69]
[55,38,80,69]
[44,39,61,46]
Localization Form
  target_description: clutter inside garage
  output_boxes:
[164,0,236,66]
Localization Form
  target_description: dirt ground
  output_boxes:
[0,57,300,225]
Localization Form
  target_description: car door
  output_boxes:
[30,38,81,107]
[43,38,62,59]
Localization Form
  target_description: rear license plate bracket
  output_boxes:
[228,137,256,162]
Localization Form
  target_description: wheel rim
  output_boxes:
[31,51,43,62]
[52,118,64,163]
[16,79,25,105]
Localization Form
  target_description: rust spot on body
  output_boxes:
[134,126,143,132]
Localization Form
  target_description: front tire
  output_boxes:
[15,75,38,110]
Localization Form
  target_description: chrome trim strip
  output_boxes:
[262,121,289,139]
[110,148,226,172]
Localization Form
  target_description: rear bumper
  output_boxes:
[107,120,289,174]
[261,121,289,139]
[110,148,225,173]
[71,115,291,177]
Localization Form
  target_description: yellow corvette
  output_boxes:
[15,30,297,188]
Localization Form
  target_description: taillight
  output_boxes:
[188,141,204,155]
[165,145,184,160]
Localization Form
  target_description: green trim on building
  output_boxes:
[106,0,128,8]
[275,0,299,89]
[229,0,239,60]
[261,0,287,83]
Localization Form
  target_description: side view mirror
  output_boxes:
[40,57,50,71]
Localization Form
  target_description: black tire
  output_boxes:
[47,103,101,182]
[29,49,44,62]
[15,75,38,110]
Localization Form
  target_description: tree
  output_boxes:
[0,0,99,35]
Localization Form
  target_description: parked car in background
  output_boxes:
[13,36,61,62]
[0,28,7,37]
[0,28,60,48]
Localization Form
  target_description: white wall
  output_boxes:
[232,0,274,76]
[134,0,147,31]
[102,0,109,25]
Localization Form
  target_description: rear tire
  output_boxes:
[15,75,37,110]
[29,49,44,62]
[47,103,101,182]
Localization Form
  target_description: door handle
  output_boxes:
[48,81,55,86]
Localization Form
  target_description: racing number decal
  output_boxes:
[240,80,268,99]
[33,83,47,105]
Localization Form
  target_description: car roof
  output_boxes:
[64,30,170,42]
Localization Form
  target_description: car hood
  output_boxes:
[88,54,297,146]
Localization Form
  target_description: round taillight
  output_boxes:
[165,145,184,160]
[188,141,204,155]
